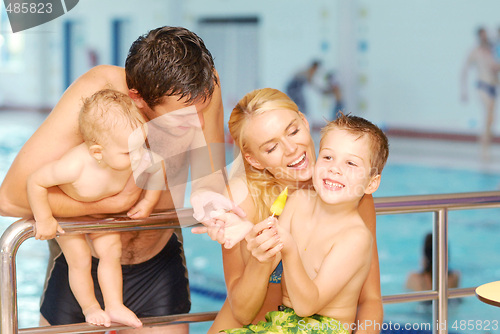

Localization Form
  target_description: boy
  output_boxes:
[27,89,163,328]
[225,114,389,333]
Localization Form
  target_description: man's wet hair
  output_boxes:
[125,26,218,108]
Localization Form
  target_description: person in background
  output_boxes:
[323,71,345,120]
[286,60,321,115]
[406,233,460,292]
[461,27,500,161]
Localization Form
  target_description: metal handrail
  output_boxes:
[375,190,500,334]
[1,191,500,334]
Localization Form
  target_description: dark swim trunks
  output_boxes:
[477,81,497,98]
[40,232,191,325]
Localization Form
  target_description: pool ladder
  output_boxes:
[2,191,500,334]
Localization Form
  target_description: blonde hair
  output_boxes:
[79,89,145,146]
[320,113,389,176]
[229,88,300,221]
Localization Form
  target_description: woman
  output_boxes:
[202,88,382,333]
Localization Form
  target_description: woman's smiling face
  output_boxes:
[243,108,316,183]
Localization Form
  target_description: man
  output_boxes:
[461,27,500,161]
[0,26,225,334]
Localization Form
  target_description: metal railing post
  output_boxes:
[433,209,448,334]
[0,219,33,334]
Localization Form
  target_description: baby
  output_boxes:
[27,89,164,328]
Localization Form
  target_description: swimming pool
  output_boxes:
[1,111,500,333]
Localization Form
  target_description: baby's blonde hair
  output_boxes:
[79,89,145,146]
[229,88,300,221]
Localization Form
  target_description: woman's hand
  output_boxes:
[245,216,283,262]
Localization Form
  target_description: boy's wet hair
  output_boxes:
[320,112,389,176]
[125,26,218,108]
[79,89,145,145]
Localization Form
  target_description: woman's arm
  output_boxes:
[221,195,282,324]
[0,65,141,218]
[355,194,383,334]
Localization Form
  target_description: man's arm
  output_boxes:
[189,72,226,197]
[0,65,141,218]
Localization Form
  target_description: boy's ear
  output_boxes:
[365,174,381,195]
[89,145,103,161]
[244,153,263,170]
[128,89,148,109]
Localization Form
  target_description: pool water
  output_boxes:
[1,112,500,333]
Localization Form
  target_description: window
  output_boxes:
[0,6,24,69]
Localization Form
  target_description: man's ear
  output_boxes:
[89,144,103,161]
[244,153,263,170]
[128,89,148,109]
[365,174,381,195]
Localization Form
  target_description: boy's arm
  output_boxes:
[280,223,372,317]
[28,158,82,239]
[0,65,142,218]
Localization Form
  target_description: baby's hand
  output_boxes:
[34,217,64,240]
[127,198,155,219]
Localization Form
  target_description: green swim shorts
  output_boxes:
[222,306,349,333]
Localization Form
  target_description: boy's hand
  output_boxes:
[34,217,64,240]
[245,217,283,263]
[127,198,155,219]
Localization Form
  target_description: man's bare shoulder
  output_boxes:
[77,65,127,93]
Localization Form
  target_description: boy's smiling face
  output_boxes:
[313,128,380,205]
